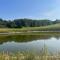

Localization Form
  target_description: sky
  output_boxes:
[0,0,60,20]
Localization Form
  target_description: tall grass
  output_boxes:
[0,23,60,33]
[0,51,60,60]
[0,46,60,60]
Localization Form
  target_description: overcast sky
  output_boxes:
[0,0,60,20]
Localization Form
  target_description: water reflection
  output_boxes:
[0,35,52,44]
[0,35,60,53]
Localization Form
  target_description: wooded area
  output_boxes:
[0,18,60,28]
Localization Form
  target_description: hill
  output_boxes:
[19,23,60,32]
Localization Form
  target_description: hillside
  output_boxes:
[20,23,60,31]
[0,23,59,33]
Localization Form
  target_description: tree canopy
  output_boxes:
[0,18,59,28]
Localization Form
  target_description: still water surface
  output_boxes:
[0,35,60,54]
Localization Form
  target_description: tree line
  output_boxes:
[0,18,60,28]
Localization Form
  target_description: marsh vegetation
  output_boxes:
[0,34,59,60]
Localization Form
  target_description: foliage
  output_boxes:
[0,18,59,28]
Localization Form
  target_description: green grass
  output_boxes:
[0,23,60,33]
[20,23,60,31]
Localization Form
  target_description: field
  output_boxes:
[20,23,60,31]
[0,23,60,33]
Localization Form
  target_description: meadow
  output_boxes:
[0,23,60,33]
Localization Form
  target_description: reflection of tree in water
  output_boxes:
[0,35,51,44]
[54,35,60,40]
[0,34,59,44]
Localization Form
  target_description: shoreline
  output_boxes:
[0,31,60,35]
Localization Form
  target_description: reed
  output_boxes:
[0,50,60,60]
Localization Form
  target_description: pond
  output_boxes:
[0,34,60,54]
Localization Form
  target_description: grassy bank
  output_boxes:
[0,31,60,35]
[0,44,59,60]
[0,23,60,35]
[0,23,60,33]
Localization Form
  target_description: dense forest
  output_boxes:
[0,18,60,28]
